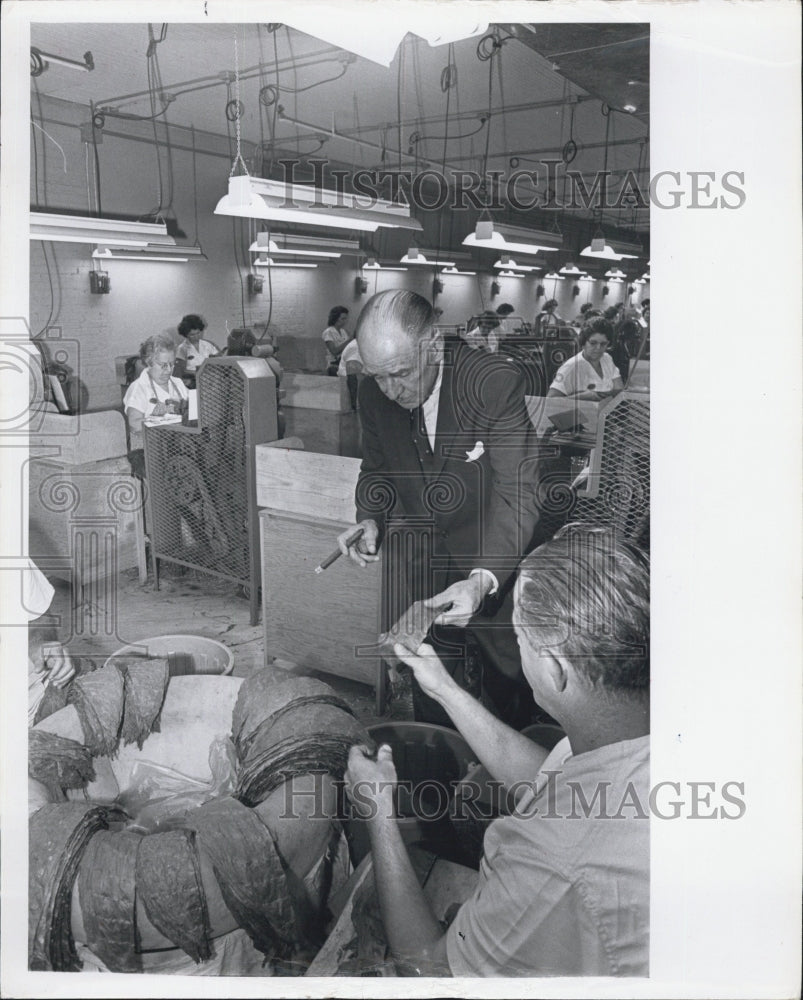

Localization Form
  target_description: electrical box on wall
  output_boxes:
[354,276,368,295]
[248,273,264,295]
[89,270,110,294]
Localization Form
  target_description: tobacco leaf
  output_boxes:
[29,802,125,971]
[243,701,365,763]
[232,669,338,751]
[186,796,303,958]
[114,656,170,749]
[235,701,369,808]
[376,597,453,666]
[135,828,212,963]
[29,729,96,792]
[67,664,125,758]
[77,829,142,972]
[32,655,99,727]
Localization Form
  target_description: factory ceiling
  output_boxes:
[30,20,650,249]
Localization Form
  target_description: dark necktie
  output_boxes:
[409,406,435,471]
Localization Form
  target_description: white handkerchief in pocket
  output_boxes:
[466,441,485,462]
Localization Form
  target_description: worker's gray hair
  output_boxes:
[355,290,435,344]
[513,523,649,693]
[139,333,177,366]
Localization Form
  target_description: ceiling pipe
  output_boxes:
[93,45,346,111]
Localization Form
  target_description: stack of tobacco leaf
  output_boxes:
[66,664,126,758]
[54,657,170,759]
[135,828,213,963]
[32,655,98,727]
[233,670,369,809]
[28,729,96,796]
[114,656,170,750]
[29,802,126,971]
[186,796,314,961]
[77,829,143,972]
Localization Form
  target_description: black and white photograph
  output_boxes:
[0,1,800,997]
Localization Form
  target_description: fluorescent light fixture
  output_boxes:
[30,211,173,247]
[580,243,629,261]
[604,267,627,279]
[248,233,362,258]
[282,19,488,67]
[642,272,651,280]
[400,248,455,267]
[607,277,625,284]
[361,257,407,272]
[559,264,587,277]
[215,175,422,233]
[92,248,191,263]
[580,234,641,260]
[30,47,94,72]
[440,266,477,276]
[254,256,317,269]
[463,221,561,254]
[493,256,541,273]
[633,278,646,285]
[544,271,564,280]
[498,270,524,279]
[249,238,339,258]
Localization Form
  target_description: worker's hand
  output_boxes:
[41,643,76,689]
[344,743,397,820]
[151,401,169,416]
[393,642,455,702]
[429,575,491,627]
[576,390,602,401]
[338,519,380,566]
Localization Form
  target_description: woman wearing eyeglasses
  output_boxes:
[123,333,189,476]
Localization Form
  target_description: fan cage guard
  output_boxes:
[144,358,277,623]
[572,392,649,545]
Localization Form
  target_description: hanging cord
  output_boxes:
[190,125,201,247]
[396,40,404,176]
[30,121,67,174]
[479,30,498,206]
[224,74,248,325]
[230,28,249,178]
[434,44,455,267]
[255,25,267,173]
[146,24,166,216]
[591,103,613,230]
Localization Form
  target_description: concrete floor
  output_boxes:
[47,563,408,729]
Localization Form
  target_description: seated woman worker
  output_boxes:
[344,522,650,978]
[123,333,189,477]
[173,313,220,389]
[548,317,623,402]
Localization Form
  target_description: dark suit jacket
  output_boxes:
[356,338,541,596]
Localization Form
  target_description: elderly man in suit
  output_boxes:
[336,289,542,728]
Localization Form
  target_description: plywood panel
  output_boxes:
[260,509,382,688]
[256,446,361,521]
[281,373,351,411]
[282,407,361,458]
[29,456,143,584]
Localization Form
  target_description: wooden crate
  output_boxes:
[256,445,386,710]
[260,509,384,693]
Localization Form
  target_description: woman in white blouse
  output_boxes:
[124,334,189,438]
[548,318,623,401]
[173,313,220,388]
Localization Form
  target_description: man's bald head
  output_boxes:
[356,290,442,409]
